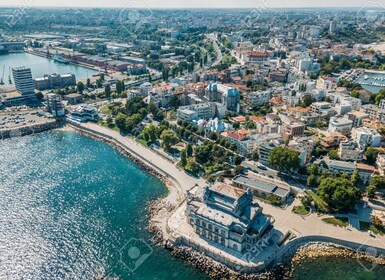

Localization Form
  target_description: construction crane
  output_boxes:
[8,66,12,84]
[0,65,4,85]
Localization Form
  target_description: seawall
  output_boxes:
[0,120,59,139]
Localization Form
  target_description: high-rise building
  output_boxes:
[12,67,35,97]
[47,93,65,117]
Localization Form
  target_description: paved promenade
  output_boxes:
[68,121,206,204]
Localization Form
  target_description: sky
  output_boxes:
[0,0,384,8]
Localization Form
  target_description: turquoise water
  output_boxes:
[0,131,207,280]
[291,256,385,280]
[1,130,385,279]
[1,52,97,80]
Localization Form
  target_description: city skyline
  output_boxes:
[0,0,385,8]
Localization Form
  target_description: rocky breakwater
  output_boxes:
[169,246,290,280]
[0,120,59,139]
[284,242,385,277]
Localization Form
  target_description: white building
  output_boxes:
[47,93,65,117]
[376,154,385,176]
[338,140,363,161]
[351,127,382,149]
[328,117,353,136]
[12,67,35,97]
[177,103,217,123]
[246,90,271,106]
[69,105,99,122]
[186,184,272,253]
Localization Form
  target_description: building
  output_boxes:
[69,105,99,122]
[47,93,65,117]
[177,103,217,123]
[351,127,382,149]
[283,123,305,140]
[241,51,270,64]
[376,154,385,176]
[186,183,272,253]
[206,83,240,112]
[318,157,356,175]
[246,91,271,107]
[361,104,385,123]
[34,73,76,90]
[63,93,84,105]
[328,117,353,136]
[233,175,291,202]
[258,141,280,166]
[310,102,334,116]
[316,76,337,91]
[338,140,363,161]
[12,67,35,97]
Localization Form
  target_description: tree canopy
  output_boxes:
[268,146,301,172]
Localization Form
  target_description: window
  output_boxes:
[221,230,225,236]
[208,224,213,231]
[202,221,206,228]
[196,219,200,226]
[214,227,219,233]
[233,244,238,251]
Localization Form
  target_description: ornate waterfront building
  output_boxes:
[186,184,272,253]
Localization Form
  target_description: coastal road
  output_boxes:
[207,33,223,67]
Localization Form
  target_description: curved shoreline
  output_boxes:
[62,123,385,278]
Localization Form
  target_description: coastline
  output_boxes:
[59,123,385,278]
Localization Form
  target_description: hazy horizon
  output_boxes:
[0,0,384,9]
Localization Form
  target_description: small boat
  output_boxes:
[53,55,69,64]
[364,75,369,80]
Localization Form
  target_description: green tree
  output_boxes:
[186,143,193,157]
[104,85,111,98]
[302,95,316,107]
[35,91,44,100]
[141,124,158,143]
[116,80,123,95]
[251,150,259,161]
[186,157,200,174]
[208,132,218,141]
[268,146,301,172]
[318,177,360,212]
[160,130,179,151]
[96,79,103,88]
[86,78,91,88]
[365,147,379,164]
[366,185,376,199]
[371,176,385,189]
[351,170,362,186]
[100,72,105,81]
[115,113,127,130]
[77,81,85,94]
[180,149,187,168]
[308,164,320,176]
[307,175,318,188]
[328,149,340,160]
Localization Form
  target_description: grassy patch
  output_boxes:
[98,105,111,114]
[98,121,119,132]
[136,138,148,147]
[322,217,349,227]
[305,190,329,213]
[360,221,385,235]
[292,205,310,215]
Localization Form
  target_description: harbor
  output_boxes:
[0,52,98,82]
[355,70,385,93]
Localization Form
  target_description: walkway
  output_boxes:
[68,121,206,204]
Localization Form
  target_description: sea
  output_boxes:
[1,130,385,279]
[0,52,97,80]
